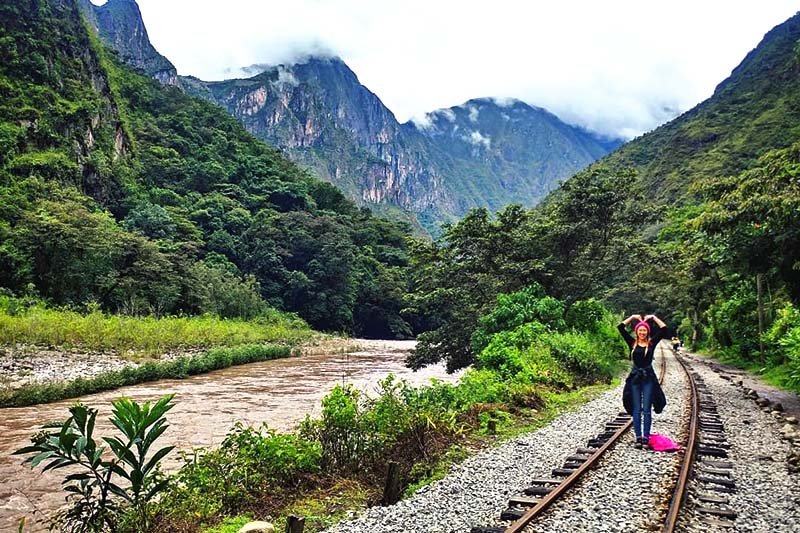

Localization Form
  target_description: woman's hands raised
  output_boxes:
[645,314,667,327]
[624,314,644,324]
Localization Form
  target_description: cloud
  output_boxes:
[491,97,519,108]
[232,45,338,79]
[125,0,800,139]
[467,131,491,148]
[438,109,456,122]
[275,66,299,87]
[410,113,434,130]
[410,107,458,130]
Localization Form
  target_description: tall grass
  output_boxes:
[0,300,314,354]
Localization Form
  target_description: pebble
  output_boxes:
[321,346,800,532]
[0,345,201,389]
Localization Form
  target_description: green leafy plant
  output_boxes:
[471,285,565,354]
[14,394,176,532]
[565,298,607,333]
[779,325,800,386]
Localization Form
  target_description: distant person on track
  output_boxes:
[619,313,668,449]
[671,336,681,352]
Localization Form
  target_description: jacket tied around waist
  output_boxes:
[622,364,667,415]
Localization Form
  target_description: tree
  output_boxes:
[694,142,800,300]
[406,205,546,371]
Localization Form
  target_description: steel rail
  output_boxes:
[502,344,669,533]
[661,351,698,532]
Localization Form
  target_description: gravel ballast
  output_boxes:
[677,353,800,532]
[324,345,800,532]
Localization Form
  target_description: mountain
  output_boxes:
[184,58,621,233]
[588,11,800,203]
[0,0,416,338]
[407,98,622,216]
[79,0,179,86]
[182,57,448,232]
[80,0,621,234]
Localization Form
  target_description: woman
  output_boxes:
[619,313,668,449]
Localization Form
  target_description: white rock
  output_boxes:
[238,522,275,533]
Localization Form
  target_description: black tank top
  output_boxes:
[631,343,653,367]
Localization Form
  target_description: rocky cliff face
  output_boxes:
[87,1,622,233]
[80,0,179,86]
[186,58,453,223]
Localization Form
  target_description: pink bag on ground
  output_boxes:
[649,433,681,452]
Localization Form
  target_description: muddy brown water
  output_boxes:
[0,339,459,532]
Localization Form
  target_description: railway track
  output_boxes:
[668,353,737,530]
[470,345,736,533]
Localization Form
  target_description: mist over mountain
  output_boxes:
[83,0,621,234]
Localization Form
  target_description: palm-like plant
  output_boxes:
[14,394,175,532]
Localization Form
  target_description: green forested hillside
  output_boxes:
[0,0,412,338]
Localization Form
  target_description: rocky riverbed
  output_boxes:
[0,336,357,390]
[0,345,190,389]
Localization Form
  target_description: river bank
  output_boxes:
[0,335,356,390]
[0,338,457,532]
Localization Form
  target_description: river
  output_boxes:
[0,339,460,532]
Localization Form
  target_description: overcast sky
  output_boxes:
[92,0,798,139]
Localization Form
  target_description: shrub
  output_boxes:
[707,282,759,357]
[763,302,800,363]
[448,369,508,407]
[14,395,176,533]
[779,325,800,387]
[153,423,321,527]
[515,346,573,389]
[476,323,546,378]
[565,298,606,333]
[299,385,374,473]
[471,285,565,353]
[298,376,461,486]
[534,331,618,386]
